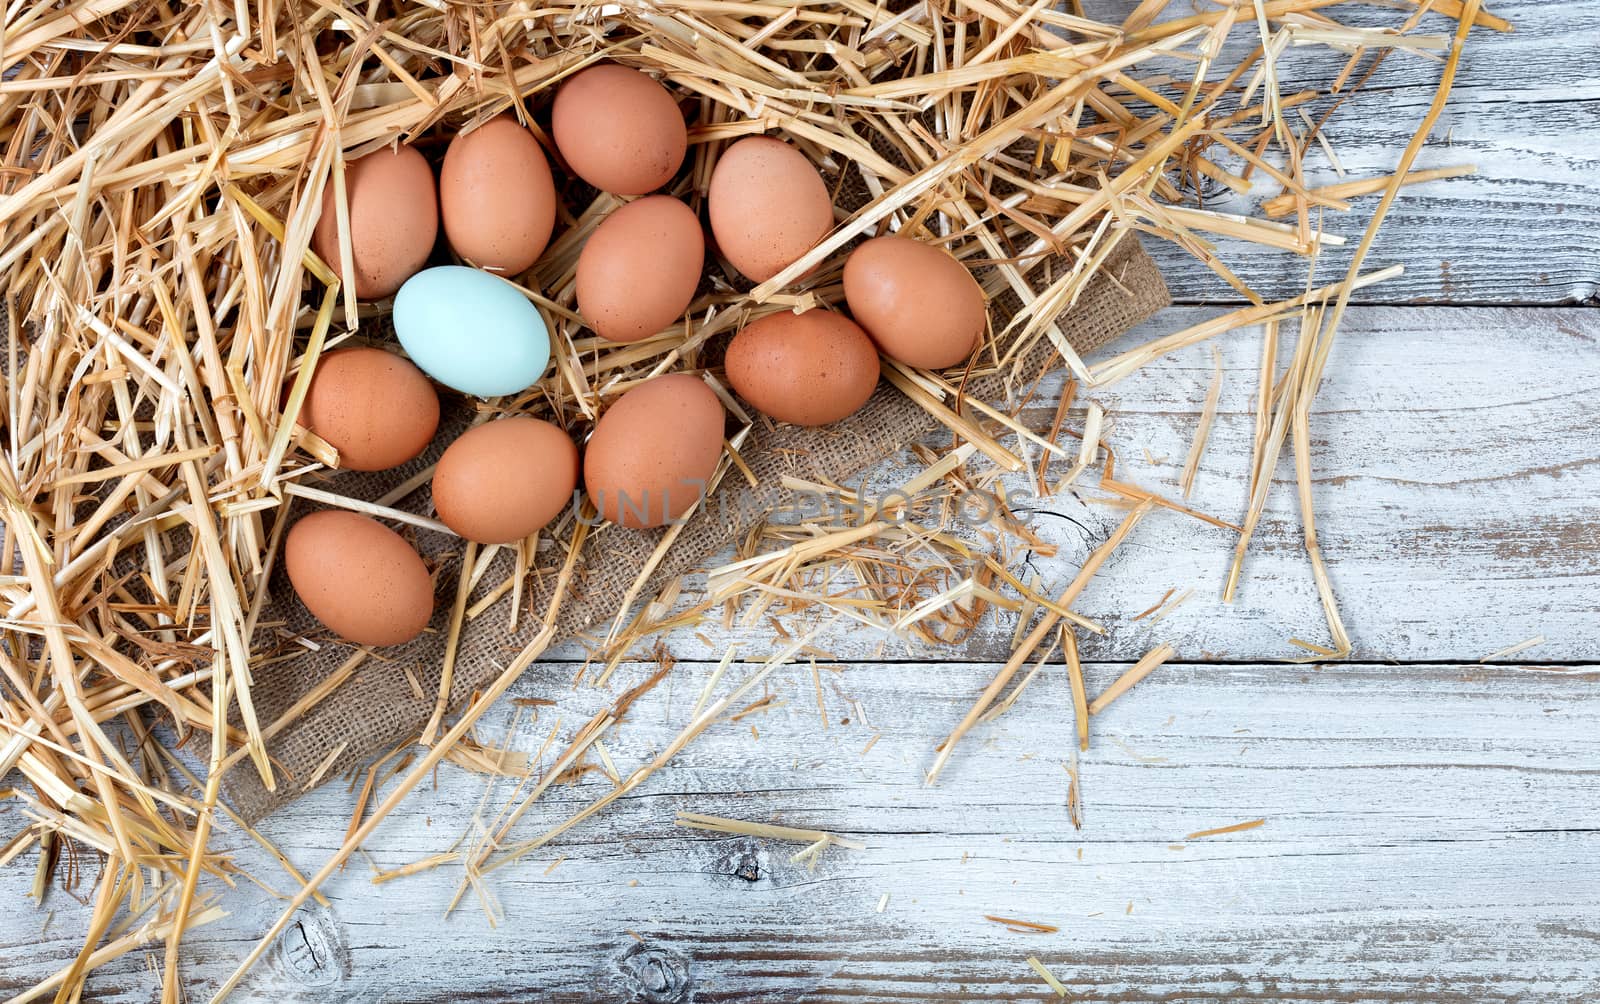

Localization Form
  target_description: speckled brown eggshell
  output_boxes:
[311,145,438,300]
[707,136,833,283]
[582,374,725,529]
[551,65,687,196]
[300,347,440,471]
[843,235,986,369]
[432,417,579,544]
[576,196,704,343]
[440,117,557,276]
[724,309,881,427]
[285,511,434,647]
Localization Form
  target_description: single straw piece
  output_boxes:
[1260,164,1476,217]
[1088,642,1176,716]
[1185,817,1266,840]
[1062,627,1089,752]
[1179,346,1224,499]
[1026,957,1070,997]
[675,812,866,850]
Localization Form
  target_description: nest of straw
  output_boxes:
[0,0,1501,998]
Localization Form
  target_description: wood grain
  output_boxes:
[3,658,1596,1002]
[1083,0,1600,306]
[537,305,1600,668]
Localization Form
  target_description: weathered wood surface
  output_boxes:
[3,658,1597,1002]
[1083,0,1600,307]
[3,303,1598,1001]
[540,304,1600,667]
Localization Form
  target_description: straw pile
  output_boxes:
[0,0,1500,999]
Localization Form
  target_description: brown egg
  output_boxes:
[311,145,438,300]
[432,417,579,544]
[301,347,439,471]
[843,235,986,369]
[551,65,687,196]
[440,117,557,276]
[285,511,434,646]
[707,137,833,283]
[576,196,704,343]
[725,309,880,427]
[583,374,724,529]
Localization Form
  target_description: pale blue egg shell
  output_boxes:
[393,266,550,398]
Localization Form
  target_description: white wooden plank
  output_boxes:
[1080,0,1600,306]
[3,658,1596,1001]
[540,305,1600,667]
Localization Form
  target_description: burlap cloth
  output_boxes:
[223,236,1167,821]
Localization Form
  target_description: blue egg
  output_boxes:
[393,266,550,398]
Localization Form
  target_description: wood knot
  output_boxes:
[709,838,767,886]
[271,904,349,988]
[616,943,691,1004]
[733,851,761,882]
